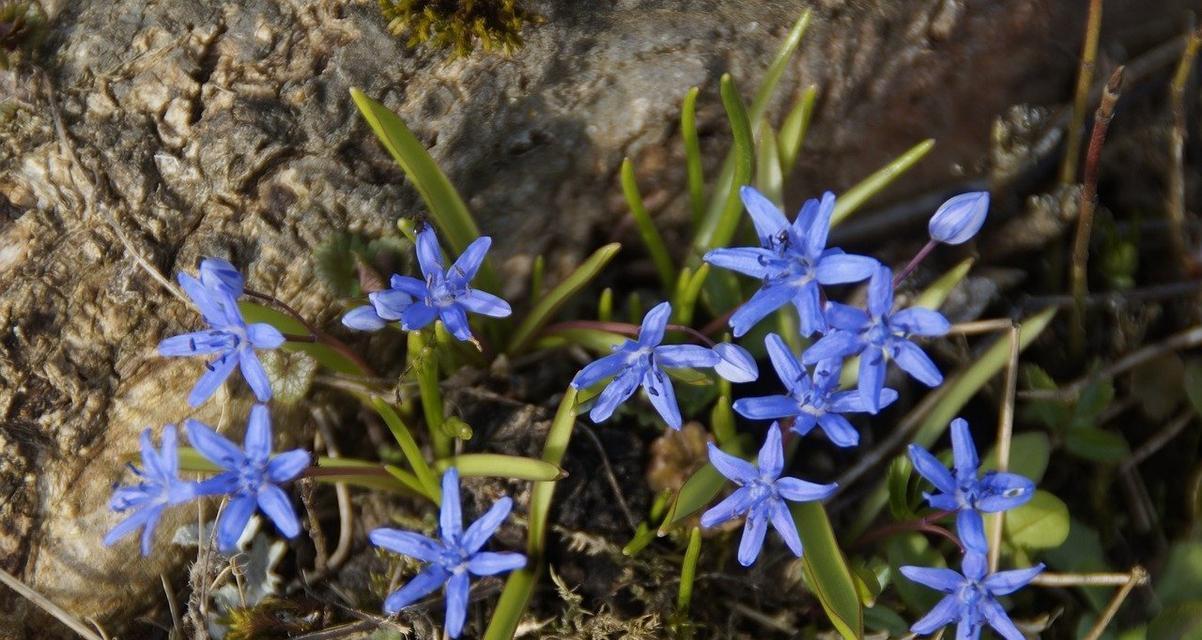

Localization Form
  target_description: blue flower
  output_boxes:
[186,405,311,553]
[370,468,526,638]
[158,259,285,407]
[734,334,897,447]
[104,425,197,556]
[907,418,1035,554]
[701,424,837,566]
[703,187,878,337]
[354,227,510,342]
[712,342,760,383]
[570,302,728,429]
[929,192,990,245]
[802,264,950,413]
[901,551,1043,640]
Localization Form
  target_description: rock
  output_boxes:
[0,0,1186,635]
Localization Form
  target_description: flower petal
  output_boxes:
[824,302,870,331]
[655,344,719,369]
[158,331,232,357]
[178,272,228,327]
[891,340,943,388]
[588,369,640,423]
[764,333,803,386]
[737,511,769,566]
[187,352,239,407]
[890,307,951,337]
[769,499,803,557]
[801,331,864,365]
[700,486,755,527]
[439,305,473,341]
[247,323,285,349]
[462,497,513,553]
[707,443,758,484]
[184,419,243,468]
[239,351,273,402]
[828,387,897,414]
[816,413,860,447]
[703,247,784,279]
[642,367,682,429]
[243,404,273,462]
[907,444,956,495]
[729,283,795,337]
[929,191,990,245]
[740,186,790,244]
[439,468,462,541]
[266,449,310,483]
[199,258,244,297]
[415,227,444,280]
[793,282,826,337]
[400,302,439,332]
[571,352,631,389]
[103,506,155,550]
[979,597,1026,640]
[867,265,894,318]
[733,395,798,421]
[457,290,511,318]
[983,563,1044,596]
[139,507,164,557]
[257,484,300,538]
[909,594,961,635]
[757,424,784,479]
[976,472,1036,512]
[467,551,526,576]
[899,566,964,593]
[371,289,414,319]
[957,508,988,555]
[815,253,878,285]
[369,528,443,562]
[390,274,430,298]
[159,425,180,478]
[444,571,470,638]
[216,494,257,552]
[857,351,888,414]
[775,477,837,502]
[712,342,759,382]
[449,236,492,284]
[949,418,980,478]
[383,567,448,614]
[343,305,387,331]
[638,302,672,347]
[804,192,837,257]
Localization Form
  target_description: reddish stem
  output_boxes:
[544,319,716,347]
[852,509,963,551]
[893,239,938,288]
[244,288,378,377]
[301,465,392,478]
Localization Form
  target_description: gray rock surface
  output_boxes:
[0,0,1183,635]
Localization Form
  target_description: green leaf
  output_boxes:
[754,118,783,205]
[259,349,317,406]
[507,243,622,353]
[661,462,726,532]
[778,84,818,176]
[408,330,450,459]
[1148,602,1202,640]
[1065,427,1130,463]
[794,501,862,640]
[863,606,909,636]
[349,88,494,289]
[887,532,946,614]
[535,328,626,354]
[831,139,935,226]
[1042,518,1111,611]
[621,157,675,289]
[982,431,1051,482]
[1004,489,1070,550]
[1157,541,1202,608]
[887,455,916,520]
[1070,378,1115,430]
[681,87,705,225]
[238,302,362,375]
[369,396,441,502]
[691,73,754,253]
[676,526,703,613]
[434,454,564,481]
[673,263,710,327]
[913,257,975,310]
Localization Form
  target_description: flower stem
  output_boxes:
[544,320,716,347]
[243,288,377,377]
[893,239,937,288]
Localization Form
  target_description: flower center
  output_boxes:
[237,461,267,495]
[427,276,464,307]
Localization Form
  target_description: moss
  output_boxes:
[0,1,46,71]
[376,0,540,58]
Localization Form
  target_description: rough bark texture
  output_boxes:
[0,0,1183,635]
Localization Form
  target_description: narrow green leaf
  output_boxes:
[887,456,915,520]
[507,243,621,354]
[622,523,659,557]
[913,257,975,310]
[369,396,441,502]
[754,118,783,205]
[1004,489,1070,550]
[794,501,863,640]
[348,89,494,288]
[682,86,705,225]
[748,10,813,125]
[710,395,740,452]
[831,139,935,226]
[661,463,726,532]
[622,157,675,289]
[534,328,626,354]
[692,74,754,253]
[677,526,703,613]
[434,454,564,481]
[674,263,710,326]
[1065,427,1130,463]
[530,254,545,304]
[484,387,579,640]
[239,302,361,375]
[598,287,614,322]
[408,330,450,459]
[779,85,818,175]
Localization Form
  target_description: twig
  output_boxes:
[1121,411,1194,471]
[1060,0,1103,185]
[0,568,104,640]
[161,573,184,640]
[989,324,1021,572]
[1082,567,1148,640]
[1032,570,1149,587]
[1071,66,1125,354]
[948,319,1015,336]
[576,423,638,533]
[1021,280,1202,312]
[1168,29,1202,275]
[1020,324,1202,402]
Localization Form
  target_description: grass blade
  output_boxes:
[408,330,450,459]
[779,84,818,175]
[677,526,703,613]
[755,118,783,205]
[831,139,935,226]
[369,396,441,502]
[682,87,706,225]
[621,158,676,289]
[434,454,565,481]
[691,74,755,253]
[794,501,863,640]
[507,243,622,353]
[673,264,710,326]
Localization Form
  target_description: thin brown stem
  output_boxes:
[1060,0,1103,185]
[1168,29,1202,275]
[243,288,377,376]
[1032,570,1149,587]
[853,510,961,551]
[1082,567,1148,640]
[1071,66,1125,354]
[990,324,1021,572]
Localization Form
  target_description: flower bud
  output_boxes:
[713,342,758,383]
[928,191,989,245]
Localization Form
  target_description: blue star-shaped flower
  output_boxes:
[902,551,1043,640]
[187,404,311,553]
[703,187,878,337]
[570,302,735,429]
[104,425,197,556]
[346,227,511,342]
[158,259,285,407]
[908,418,1036,553]
[733,333,898,447]
[802,264,950,413]
[370,468,526,638]
[700,424,837,566]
